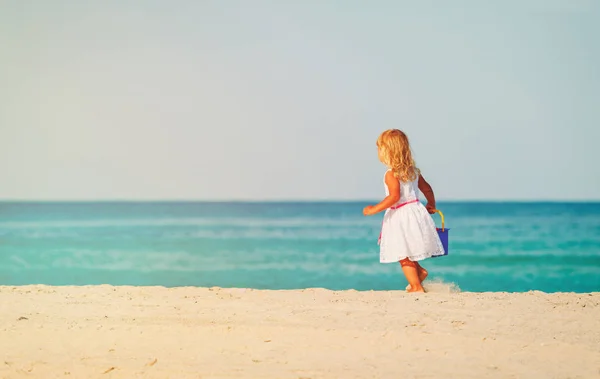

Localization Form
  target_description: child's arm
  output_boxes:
[363,170,400,216]
[418,174,437,214]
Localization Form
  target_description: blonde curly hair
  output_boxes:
[376,129,420,182]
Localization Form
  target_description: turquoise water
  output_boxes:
[0,202,599,293]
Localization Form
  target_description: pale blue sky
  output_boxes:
[1,0,599,201]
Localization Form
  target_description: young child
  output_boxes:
[363,129,444,293]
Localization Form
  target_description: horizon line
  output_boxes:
[1,199,599,204]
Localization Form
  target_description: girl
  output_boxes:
[363,129,444,293]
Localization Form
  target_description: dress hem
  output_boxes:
[380,251,445,263]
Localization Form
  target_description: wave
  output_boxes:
[0,217,375,229]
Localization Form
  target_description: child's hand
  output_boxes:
[363,205,375,216]
[425,203,437,214]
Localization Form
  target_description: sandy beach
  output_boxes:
[1,285,599,379]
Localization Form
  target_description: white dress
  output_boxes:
[379,170,445,263]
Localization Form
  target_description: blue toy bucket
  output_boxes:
[434,210,449,257]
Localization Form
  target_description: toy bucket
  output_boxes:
[434,210,449,256]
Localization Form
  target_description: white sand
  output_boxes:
[1,285,599,379]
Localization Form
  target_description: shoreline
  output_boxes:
[1,282,597,294]
[1,285,599,378]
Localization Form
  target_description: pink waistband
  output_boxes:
[389,199,420,210]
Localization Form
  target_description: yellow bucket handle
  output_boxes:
[435,209,445,232]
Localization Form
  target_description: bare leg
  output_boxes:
[406,262,428,290]
[400,258,424,293]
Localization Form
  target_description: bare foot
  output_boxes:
[406,268,428,290]
[406,284,425,293]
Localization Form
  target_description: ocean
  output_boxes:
[0,202,598,293]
